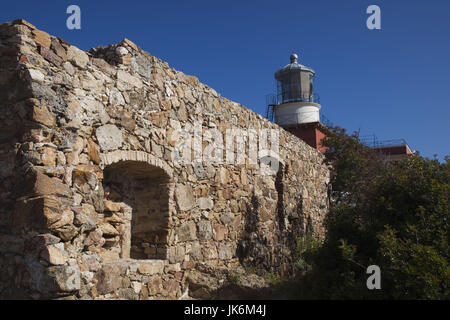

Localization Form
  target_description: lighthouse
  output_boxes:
[270,53,328,152]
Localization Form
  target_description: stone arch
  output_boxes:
[100,151,174,260]
[100,151,173,178]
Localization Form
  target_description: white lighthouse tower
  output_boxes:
[269,53,327,152]
[273,53,321,126]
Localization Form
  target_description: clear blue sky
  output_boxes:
[2,0,449,160]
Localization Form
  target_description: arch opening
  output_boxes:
[102,160,170,260]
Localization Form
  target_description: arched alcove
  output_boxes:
[102,159,171,260]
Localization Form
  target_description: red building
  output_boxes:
[283,122,328,153]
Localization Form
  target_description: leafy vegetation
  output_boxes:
[228,273,241,285]
[243,266,286,285]
[294,126,449,299]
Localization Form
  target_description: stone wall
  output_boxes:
[0,19,330,299]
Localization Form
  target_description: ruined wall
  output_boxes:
[0,19,329,299]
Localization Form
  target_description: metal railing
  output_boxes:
[276,92,320,105]
[265,92,322,122]
[360,134,408,148]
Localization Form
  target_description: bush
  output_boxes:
[295,126,449,299]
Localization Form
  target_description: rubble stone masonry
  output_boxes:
[0,19,329,299]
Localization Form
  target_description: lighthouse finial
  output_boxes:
[290,53,298,63]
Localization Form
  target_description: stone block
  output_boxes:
[47,265,81,292]
[96,124,123,151]
[40,243,68,265]
[177,221,197,242]
[218,243,234,260]
[103,200,121,212]
[95,263,126,294]
[137,260,165,275]
[175,184,195,211]
[32,29,51,48]
[29,170,71,197]
[197,220,212,240]
[12,196,65,230]
[197,197,213,210]
[67,45,89,68]
[213,224,227,241]
[168,246,185,264]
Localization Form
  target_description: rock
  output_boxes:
[213,224,227,241]
[219,188,232,200]
[117,70,143,89]
[148,277,163,295]
[32,104,56,127]
[131,281,141,294]
[27,69,45,82]
[118,287,138,300]
[84,228,103,247]
[137,260,165,275]
[79,254,101,272]
[40,243,68,265]
[79,98,109,124]
[220,212,234,225]
[31,170,71,197]
[47,265,81,292]
[12,195,56,229]
[197,220,212,240]
[95,263,126,294]
[178,101,187,121]
[51,38,67,59]
[99,250,120,263]
[87,138,101,164]
[73,203,98,227]
[120,111,135,131]
[63,61,75,75]
[168,246,185,264]
[109,87,125,106]
[32,29,51,48]
[189,242,203,261]
[163,279,180,298]
[131,54,152,79]
[24,233,60,257]
[123,38,138,51]
[50,209,74,229]
[218,243,234,260]
[115,46,128,56]
[40,146,56,166]
[177,221,197,242]
[56,225,78,242]
[182,261,195,270]
[72,165,99,192]
[39,46,63,66]
[184,89,196,104]
[67,45,89,68]
[240,168,248,185]
[186,266,224,299]
[13,19,36,29]
[96,124,123,151]
[197,197,213,210]
[175,184,195,211]
[219,168,229,185]
[99,223,119,236]
[103,200,121,212]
